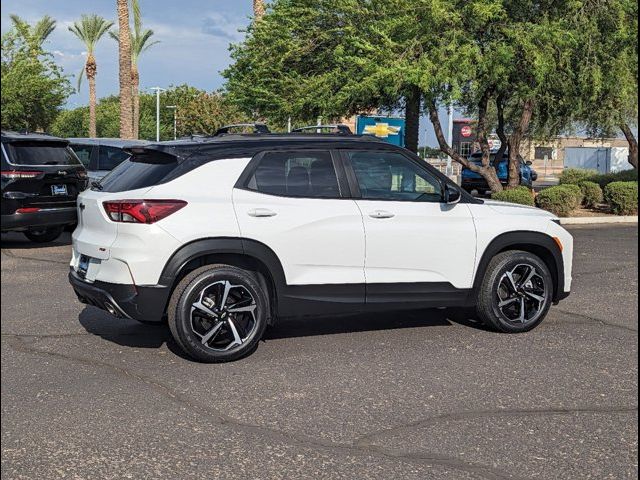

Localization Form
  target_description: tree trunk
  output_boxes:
[507,98,534,188]
[117,0,134,139]
[620,123,638,169]
[253,0,265,19]
[427,99,503,192]
[494,94,508,165]
[404,86,420,153]
[86,55,98,138]
[132,64,140,139]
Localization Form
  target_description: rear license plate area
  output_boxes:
[51,184,68,196]
[78,255,90,278]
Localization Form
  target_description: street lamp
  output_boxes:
[149,86,166,141]
[166,106,177,140]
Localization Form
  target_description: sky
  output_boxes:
[0,0,456,145]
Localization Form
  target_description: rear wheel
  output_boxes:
[476,250,553,333]
[167,264,268,362]
[23,226,64,243]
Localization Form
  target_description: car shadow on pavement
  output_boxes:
[78,305,491,359]
[0,232,72,249]
[77,307,194,360]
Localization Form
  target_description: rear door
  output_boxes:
[233,149,366,289]
[342,149,477,302]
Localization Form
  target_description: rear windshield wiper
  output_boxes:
[91,180,103,191]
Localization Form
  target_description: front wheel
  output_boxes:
[167,264,269,362]
[476,250,553,333]
[23,226,64,243]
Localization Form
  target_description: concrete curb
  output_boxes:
[560,216,638,225]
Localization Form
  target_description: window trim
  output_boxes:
[234,149,349,200]
[338,148,446,203]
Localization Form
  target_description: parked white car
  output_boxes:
[69,129,573,362]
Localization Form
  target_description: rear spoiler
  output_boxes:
[123,145,182,164]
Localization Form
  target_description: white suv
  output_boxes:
[69,132,573,362]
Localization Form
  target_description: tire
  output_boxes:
[23,226,64,243]
[167,264,269,362]
[476,250,553,333]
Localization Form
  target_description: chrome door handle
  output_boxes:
[369,210,395,219]
[247,208,277,217]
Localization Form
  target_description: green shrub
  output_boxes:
[559,168,598,185]
[590,169,638,189]
[491,186,535,206]
[578,181,604,208]
[604,181,638,215]
[535,185,583,217]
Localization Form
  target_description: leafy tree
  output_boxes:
[570,0,638,169]
[51,85,249,140]
[69,15,114,138]
[1,23,72,132]
[110,0,159,138]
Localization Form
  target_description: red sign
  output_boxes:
[461,125,473,138]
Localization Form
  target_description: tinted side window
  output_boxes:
[98,146,130,170]
[246,151,340,198]
[347,150,443,202]
[70,144,93,167]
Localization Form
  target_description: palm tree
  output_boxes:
[9,14,56,56]
[110,0,159,138]
[253,0,266,19]
[117,0,134,139]
[69,15,114,138]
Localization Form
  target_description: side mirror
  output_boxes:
[525,161,533,166]
[444,184,461,204]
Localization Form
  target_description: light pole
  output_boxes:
[149,86,166,141]
[166,106,177,140]
[446,105,454,177]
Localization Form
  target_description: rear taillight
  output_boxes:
[16,207,41,213]
[1,170,43,180]
[103,200,187,224]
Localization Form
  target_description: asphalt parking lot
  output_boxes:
[1,225,638,480]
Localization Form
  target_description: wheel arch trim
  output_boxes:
[472,231,565,301]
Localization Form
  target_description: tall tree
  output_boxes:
[69,15,114,138]
[253,0,266,19]
[116,0,134,139]
[571,0,638,169]
[1,25,72,131]
[110,0,159,139]
[9,15,56,57]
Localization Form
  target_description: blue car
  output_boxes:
[461,151,537,194]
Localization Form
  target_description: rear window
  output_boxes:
[97,154,178,192]
[5,141,82,166]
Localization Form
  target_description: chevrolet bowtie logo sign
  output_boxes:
[363,122,402,138]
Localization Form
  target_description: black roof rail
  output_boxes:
[291,124,353,134]
[214,123,271,136]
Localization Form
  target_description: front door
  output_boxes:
[342,149,477,305]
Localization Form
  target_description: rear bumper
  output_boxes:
[68,268,169,323]
[1,207,77,232]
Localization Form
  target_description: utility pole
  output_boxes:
[446,105,454,177]
[149,87,166,141]
[166,106,177,140]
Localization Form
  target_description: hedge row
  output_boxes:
[604,182,638,215]
[559,168,638,189]
[490,186,535,206]
[535,184,584,217]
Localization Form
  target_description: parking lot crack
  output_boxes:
[5,335,522,480]
[554,308,638,333]
[1,248,69,265]
[353,405,639,449]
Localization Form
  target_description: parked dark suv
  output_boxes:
[1,131,87,243]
